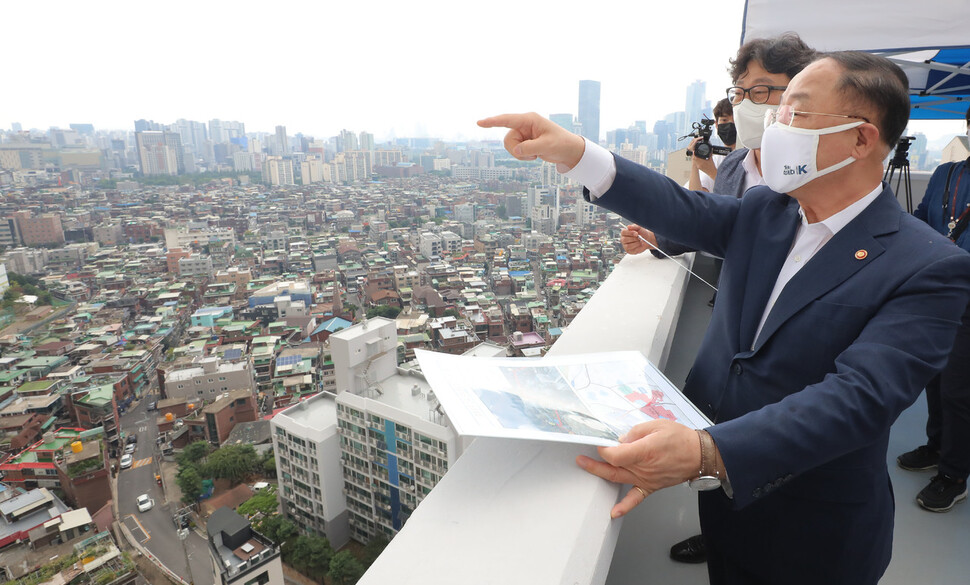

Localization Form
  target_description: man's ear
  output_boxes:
[852,123,883,161]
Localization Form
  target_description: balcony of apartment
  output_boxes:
[360,238,970,584]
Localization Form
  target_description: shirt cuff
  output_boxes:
[563,137,616,199]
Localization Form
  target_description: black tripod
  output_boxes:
[885,136,915,213]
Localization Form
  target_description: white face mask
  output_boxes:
[733,100,778,150]
[761,120,864,193]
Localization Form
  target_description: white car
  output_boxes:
[136,494,154,512]
[124,443,136,455]
[120,454,133,469]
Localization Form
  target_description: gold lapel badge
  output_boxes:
[855,249,868,260]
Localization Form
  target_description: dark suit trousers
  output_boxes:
[698,485,893,585]
[925,309,970,480]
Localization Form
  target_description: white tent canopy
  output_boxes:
[742,0,970,119]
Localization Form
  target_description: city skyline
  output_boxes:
[8,1,965,145]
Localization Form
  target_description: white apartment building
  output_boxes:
[178,254,214,277]
[300,157,326,184]
[164,227,236,250]
[575,198,598,228]
[271,394,349,547]
[418,231,461,260]
[164,358,256,401]
[264,156,295,186]
[271,318,461,545]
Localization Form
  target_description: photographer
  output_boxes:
[623,35,816,261]
[687,98,736,192]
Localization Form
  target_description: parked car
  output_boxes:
[147,401,157,411]
[127,433,137,444]
[124,443,136,455]
[136,494,154,512]
[120,454,133,469]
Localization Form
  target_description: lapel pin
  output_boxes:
[855,249,868,260]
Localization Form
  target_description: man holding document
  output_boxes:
[479,51,970,584]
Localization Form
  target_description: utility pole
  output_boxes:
[174,505,196,585]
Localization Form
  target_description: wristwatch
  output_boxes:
[688,430,721,491]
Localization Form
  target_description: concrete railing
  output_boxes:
[359,251,694,585]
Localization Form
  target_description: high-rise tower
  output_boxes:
[578,80,601,144]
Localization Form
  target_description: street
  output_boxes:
[117,395,215,585]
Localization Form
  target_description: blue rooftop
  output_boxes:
[310,317,352,336]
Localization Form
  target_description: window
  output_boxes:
[244,571,270,585]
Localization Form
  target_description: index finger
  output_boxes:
[477,114,526,129]
[597,440,652,469]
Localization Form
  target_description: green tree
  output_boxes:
[178,441,210,467]
[328,550,365,585]
[286,535,333,582]
[204,443,257,485]
[366,305,401,319]
[254,514,298,545]
[261,454,277,478]
[237,488,279,518]
[443,308,460,319]
[361,535,389,567]
[176,467,203,503]
[496,204,508,220]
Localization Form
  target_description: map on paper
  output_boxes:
[415,350,711,447]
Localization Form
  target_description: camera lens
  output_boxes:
[695,142,712,159]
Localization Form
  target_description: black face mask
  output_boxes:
[716,122,737,146]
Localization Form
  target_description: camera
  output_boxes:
[891,136,915,165]
[681,117,732,160]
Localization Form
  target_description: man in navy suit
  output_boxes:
[479,51,970,585]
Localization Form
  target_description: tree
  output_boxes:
[496,204,508,220]
[290,535,333,582]
[204,443,257,485]
[366,305,401,319]
[176,467,203,503]
[261,454,277,478]
[178,441,210,467]
[329,550,365,585]
[237,488,279,518]
[443,308,460,319]
[361,535,389,567]
[254,514,297,545]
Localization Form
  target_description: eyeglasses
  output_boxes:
[763,105,870,129]
[726,85,788,106]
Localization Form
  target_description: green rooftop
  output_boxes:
[17,379,57,393]
[76,384,114,407]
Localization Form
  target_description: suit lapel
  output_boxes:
[751,188,901,353]
[738,196,800,350]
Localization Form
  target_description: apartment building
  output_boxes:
[271,317,460,545]
[163,357,255,402]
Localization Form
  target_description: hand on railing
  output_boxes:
[576,419,701,518]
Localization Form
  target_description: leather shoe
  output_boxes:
[670,534,707,564]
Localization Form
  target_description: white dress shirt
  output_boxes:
[739,148,766,193]
[752,184,883,345]
[564,137,884,348]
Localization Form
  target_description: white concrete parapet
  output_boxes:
[359,252,694,585]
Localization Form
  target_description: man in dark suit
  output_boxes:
[479,51,970,585]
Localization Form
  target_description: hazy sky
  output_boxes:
[7,0,964,145]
